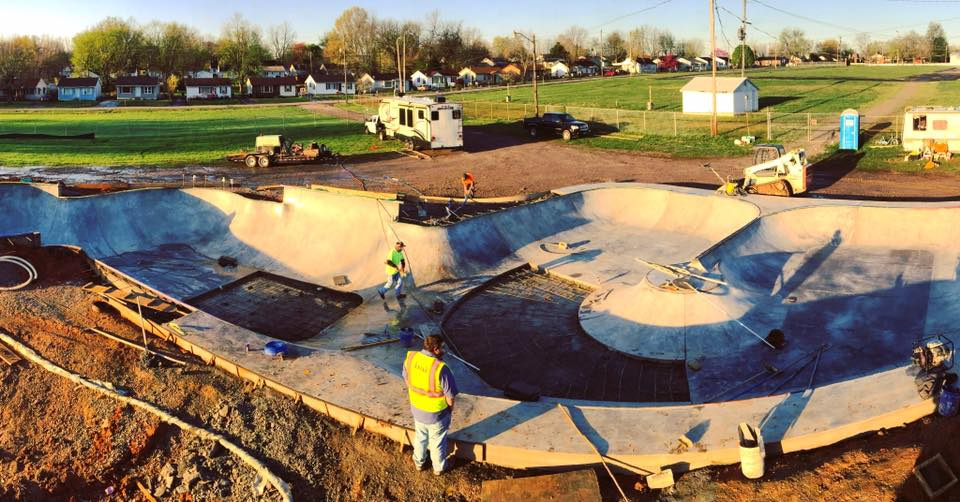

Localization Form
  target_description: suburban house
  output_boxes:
[429,69,458,89]
[261,65,289,77]
[57,76,101,102]
[499,63,523,80]
[543,61,569,78]
[114,75,161,100]
[304,73,356,95]
[481,57,511,67]
[675,57,694,71]
[183,77,233,99]
[459,66,502,85]
[0,78,53,101]
[409,70,431,89]
[186,68,236,79]
[680,76,758,115]
[357,72,399,93]
[289,63,309,76]
[246,76,301,98]
[571,60,599,76]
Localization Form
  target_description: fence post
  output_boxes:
[490,102,493,119]
[474,101,478,118]
[766,110,772,140]
[673,112,677,137]
[894,114,900,141]
[643,111,646,132]
[616,108,620,131]
[524,103,528,118]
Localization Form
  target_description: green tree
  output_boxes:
[0,36,34,100]
[145,22,205,76]
[777,28,810,57]
[927,22,949,63]
[548,41,570,61]
[72,17,145,83]
[731,44,756,68]
[216,14,268,87]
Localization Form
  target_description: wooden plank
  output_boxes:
[0,340,23,366]
[481,469,601,502]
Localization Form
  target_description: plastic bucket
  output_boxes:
[399,328,414,348]
[938,385,960,417]
[264,341,289,357]
[738,422,765,479]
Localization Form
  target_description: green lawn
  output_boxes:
[0,106,393,167]
[451,65,949,113]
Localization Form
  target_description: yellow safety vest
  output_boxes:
[404,351,449,413]
[385,249,404,275]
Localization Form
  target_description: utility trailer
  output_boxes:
[226,135,336,168]
[364,95,463,150]
[902,106,960,155]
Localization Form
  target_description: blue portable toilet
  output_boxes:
[839,108,860,150]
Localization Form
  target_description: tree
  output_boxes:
[927,22,948,63]
[653,29,676,56]
[268,21,296,64]
[548,42,569,61]
[144,22,205,76]
[603,31,626,62]
[557,26,589,61]
[677,38,704,58]
[854,33,871,61]
[165,74,179,97]
[216,14,268,86]
[323,7,379,73]
[731,44,756,68]
[72,17,145,83]
[817,38,840,58]
[0,36,34,99]
[777,28,810,57]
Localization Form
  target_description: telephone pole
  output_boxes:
[710,0,718,136]
[600,29,604,77]
[740,0,746,77]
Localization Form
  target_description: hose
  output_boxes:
[0,255,38,291]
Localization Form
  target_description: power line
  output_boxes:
[715,2,736,51]
[749,0,867,34]
[718,4,777,41]
[588,0,677,31]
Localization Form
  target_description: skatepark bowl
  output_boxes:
[0,181,949,473]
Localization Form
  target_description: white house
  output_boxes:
[304,73,356,95]
[430,69,458,89]
[261,65,289,77]
[357,72,401,93]
[183,77,233,99]
[115,75,161,100]
[459,66,502,85]
[676,57,693,71]
[680,76,758,115]
[543,61,569,78]
[409,70,431,89]
[571,60,599,76]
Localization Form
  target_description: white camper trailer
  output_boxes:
[902,106,960,153]
[364,95,463,149]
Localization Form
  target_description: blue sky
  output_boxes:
[4,0,960,47]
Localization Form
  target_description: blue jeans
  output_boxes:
[412,414,451,473]
[378,272,403,296]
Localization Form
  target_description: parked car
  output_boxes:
[603,69,617,76]
[522,112,590,141]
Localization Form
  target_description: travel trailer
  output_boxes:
[902,106,960,153]
[365,95,463,149]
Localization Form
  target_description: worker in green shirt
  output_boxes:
[378,241,407,300]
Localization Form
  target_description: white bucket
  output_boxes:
[738,422,765,479]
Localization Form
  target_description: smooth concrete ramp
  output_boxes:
[0,182,948,472]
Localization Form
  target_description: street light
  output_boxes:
[395,32,414,95]
[514,31,539,117]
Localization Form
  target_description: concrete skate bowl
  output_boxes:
[581,203,960,403]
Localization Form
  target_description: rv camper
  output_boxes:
[902,106,960,153]
[364,95,463,149]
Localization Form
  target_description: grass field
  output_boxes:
[452,65,949,113]
[0,107,391,167]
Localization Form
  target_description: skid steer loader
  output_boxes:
[714,144,811,197]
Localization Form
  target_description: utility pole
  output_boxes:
[342,47,347,98]
[710,0,718,136]
[838,36,842,64]
[515,31,539,116]
[740,0,746,77]
[600,29,604,77]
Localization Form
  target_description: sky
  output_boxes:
[4,0,960,49]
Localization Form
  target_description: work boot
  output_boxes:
[378,290,385,300]
[397,293,407,299]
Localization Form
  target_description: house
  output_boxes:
[571,59,599,76]
[499,63,523,80]
[114,75,161,100]
[459,66,502,85]
[246,76,300,98]
[676,57,693,71]
[289,63,309,76]
[304,73,356,96]
[261,65,289,77]
[409,70,431,90]
[57,76,101,102]
[0,78,53,101]
[680,76,758,115]
[637,58,658,73]
[543,61,569,78]
[429,69,458,89]
[183,78,233,99]
[358,72,401,93]
[697,56,728,70]
[612,57,639,74]
[481,57,510,67]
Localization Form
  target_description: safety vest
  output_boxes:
[385,249,404,275]
[404,351,449,413]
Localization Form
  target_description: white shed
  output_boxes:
[680,77,758,115]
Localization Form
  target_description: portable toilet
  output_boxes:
[839,108,860,150]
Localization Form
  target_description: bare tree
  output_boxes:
[854,33,871,60]
[268,21,296,64]
[557,26,588,61]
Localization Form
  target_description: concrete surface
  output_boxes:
[0,181,951,471]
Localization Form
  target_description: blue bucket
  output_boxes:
[938,385,960,417]
[264,341,289,357]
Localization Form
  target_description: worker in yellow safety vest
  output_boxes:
[402,334,459,475]
[378,241,407,301]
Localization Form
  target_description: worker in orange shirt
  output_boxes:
[461,172,475,204]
